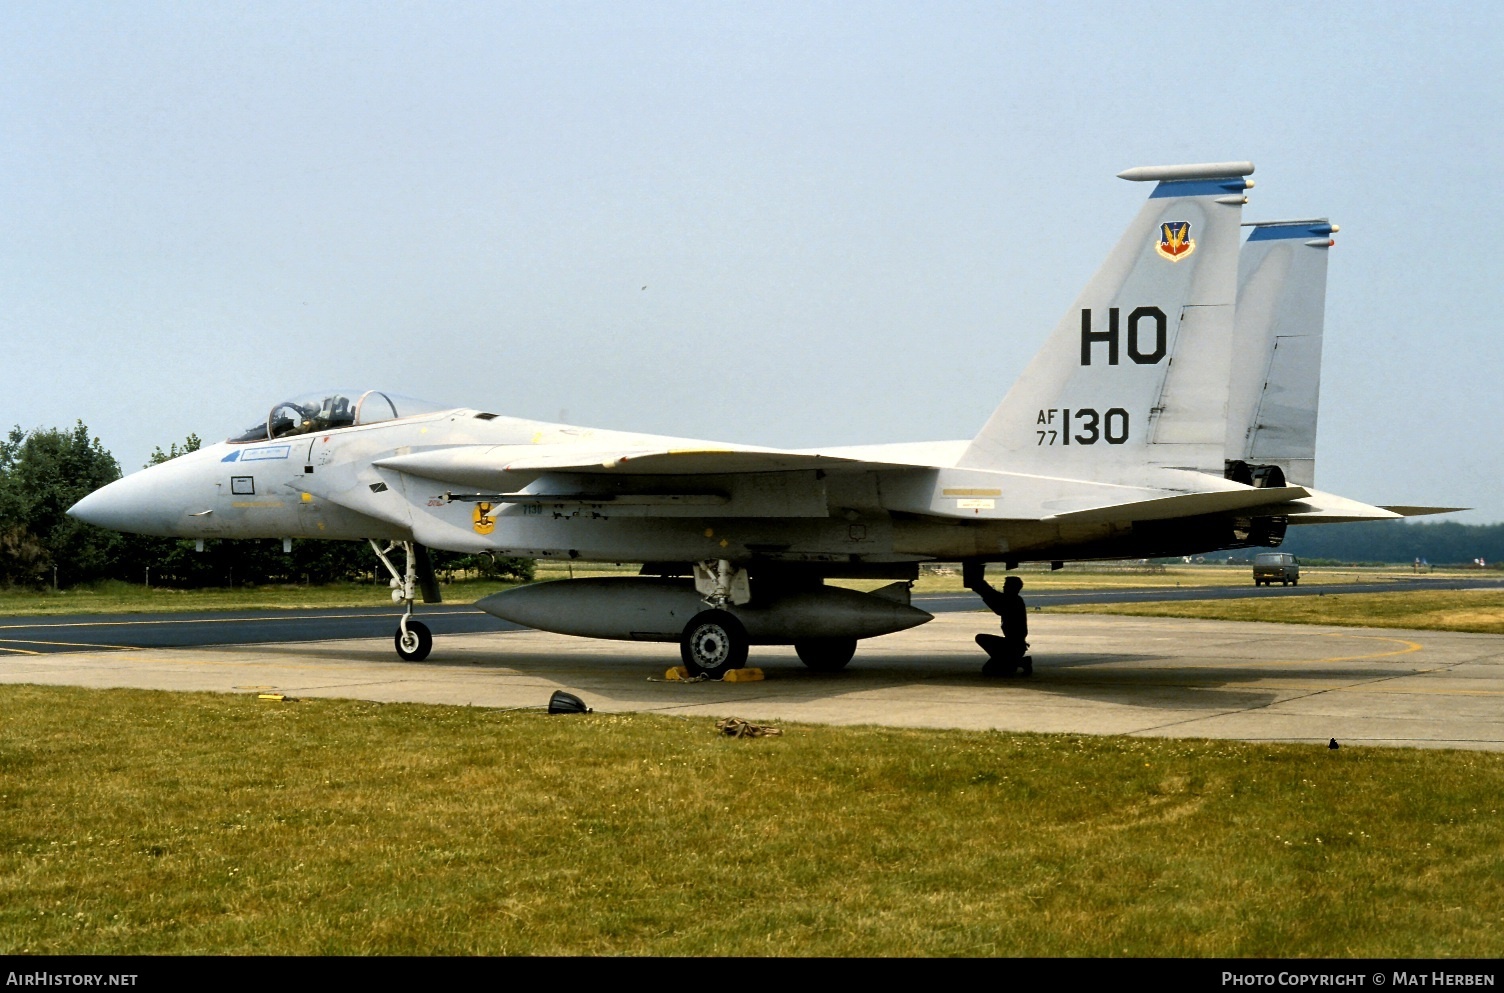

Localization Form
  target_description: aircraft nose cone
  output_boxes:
[68,480,140,532]
[67,473,177,536]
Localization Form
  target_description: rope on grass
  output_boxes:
[716,717,782,738]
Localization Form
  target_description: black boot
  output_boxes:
[982,656,1018,677]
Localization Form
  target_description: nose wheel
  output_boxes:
[395,619,433,662]
[371,538,440,663]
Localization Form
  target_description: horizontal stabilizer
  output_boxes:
[1045,485,1310,524]
[1380,506,1470,517]
[1279,489,1407,524]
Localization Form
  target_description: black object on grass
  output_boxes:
[548,691,592,715]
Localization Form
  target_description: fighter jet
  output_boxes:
[68,162,1452,675]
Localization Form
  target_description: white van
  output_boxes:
[1253,552,1300,587]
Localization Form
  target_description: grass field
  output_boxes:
[2,685,1502,957]
[0,563,634,616]
[2,562,1489,616]
[1048,589,1504,635]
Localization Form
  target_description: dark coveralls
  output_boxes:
[970,575,1031,675]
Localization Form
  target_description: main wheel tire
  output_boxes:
[395,620,433,662]
[679,610,748,678]
[795,637,857,672]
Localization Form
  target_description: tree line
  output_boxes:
[0,422,532,589]
[1278,519,1504,567]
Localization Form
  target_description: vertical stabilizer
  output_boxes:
[960,162,1253,478]
[1226,219,1335,488]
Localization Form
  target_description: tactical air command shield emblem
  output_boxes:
[1156,221,1195,262]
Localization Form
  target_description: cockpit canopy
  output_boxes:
[229,390,456,443]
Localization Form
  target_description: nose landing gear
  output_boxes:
[395,617,433,662]
[370,539,440,662]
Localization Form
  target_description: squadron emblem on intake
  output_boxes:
[1156,221,1195,262]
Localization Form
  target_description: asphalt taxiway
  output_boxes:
[5,576,1501,655]
[3,610,1501,751]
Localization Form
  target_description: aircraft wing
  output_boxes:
[497,448,919,475]
[373,444,919,489]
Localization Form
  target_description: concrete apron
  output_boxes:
[2,612,1502,751]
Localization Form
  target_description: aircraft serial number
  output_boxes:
[1035,407,1128,446]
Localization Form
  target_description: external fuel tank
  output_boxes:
[475,577,931,644]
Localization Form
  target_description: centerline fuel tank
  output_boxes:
[475,577,932,644]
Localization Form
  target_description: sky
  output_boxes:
[3,2,1501,520]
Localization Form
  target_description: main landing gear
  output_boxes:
[681,560,751,678]
[677,560,863,676]
[370,539,441,662]
[680,609,749,678]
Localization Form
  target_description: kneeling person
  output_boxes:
[963,563,1031,676]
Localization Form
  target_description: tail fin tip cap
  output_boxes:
[1117,161,1255,183]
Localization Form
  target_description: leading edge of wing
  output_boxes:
[373,444,921,487]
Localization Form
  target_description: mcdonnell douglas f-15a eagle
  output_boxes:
[68,162,1455,676]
